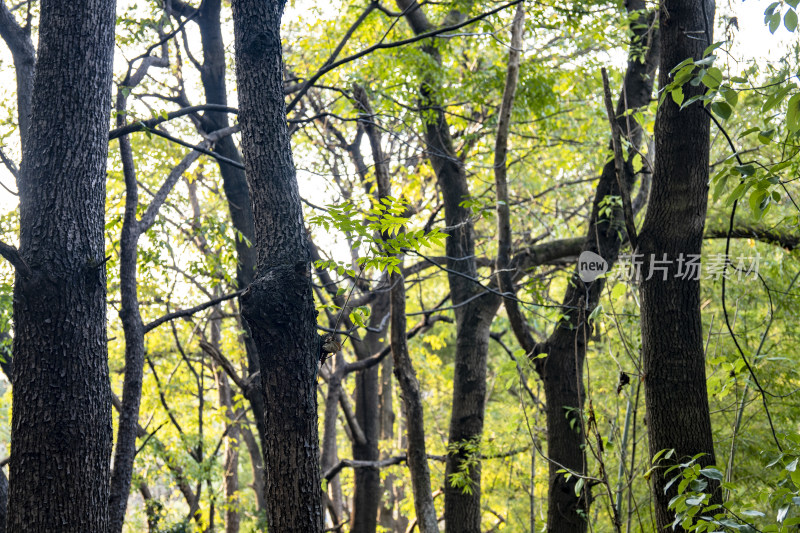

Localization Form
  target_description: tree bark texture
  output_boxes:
[9,0,116,530]
[639,0,718,530]
[231,0,324,531]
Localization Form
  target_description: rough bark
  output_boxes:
[231,0,324,530]
[8,0,116,530]
[638,0,718,529]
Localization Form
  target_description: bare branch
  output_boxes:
[144,290,244,333]
[109,104,238,139]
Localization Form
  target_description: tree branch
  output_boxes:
[108,104,238,139]
[0,240,31,278]
[144,290,244,333]
[285,0,523,113]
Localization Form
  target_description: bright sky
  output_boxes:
[0,0,795,219]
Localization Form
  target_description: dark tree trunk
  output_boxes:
[231,0,324,531]
[539,17,659,530]
[495,3,658,530]
[189,0,267,450]
[8,0,116,530]
[108,123,146,533]
[638,0,718,529]
[354,84,439,532]
[394,3,501,530]
[350,295,389,533]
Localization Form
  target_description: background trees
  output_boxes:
[0,0,798,531]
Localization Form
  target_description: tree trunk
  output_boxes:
[186,0,267,452]
[639,0,718,529]
[394,3,501,531]
[8,0,116,530]
[355,84,440,533]
[231,0,324,531]
[495,2,658,530]
[0,3,35,150]
[350,295,389,533]
[538,12,658,532]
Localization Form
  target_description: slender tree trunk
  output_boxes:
[183,0,268,451]
[8,0,116,529]
[350,296,389,533]
[231,0,324,530]
[108,120,146,533]
[394,3,501,530]
[639,1,718,529]
[495,3,658,530]
[537,14,658,532]
[0,3,34,150]
[320,355,346,526]
[354,84,440,533]
[378,350,400,531]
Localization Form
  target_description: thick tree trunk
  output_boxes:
[639,1,718,529]
[231,0,324,531]
[8,0,116,530]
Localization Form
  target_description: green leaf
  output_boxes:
[778,504,790,523]
[766,1,781,16]
[713,175,728,202]
[699,468,724,481]
[787,93,800,132]
[750,190,768,218]
[574,477,585,497]
[702,67,723,89]
[694,55,716,67]
[632,153,643,173]
[703,41,725,56]
[611,282,627,300]
[722,87,739,107]
[711,101,732,120]
[671,87,684,106]
[769,11,781,33]
[786,9,798,32]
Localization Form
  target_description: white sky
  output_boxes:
[0,0,795,219]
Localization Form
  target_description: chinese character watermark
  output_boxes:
[610,253,761,282]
